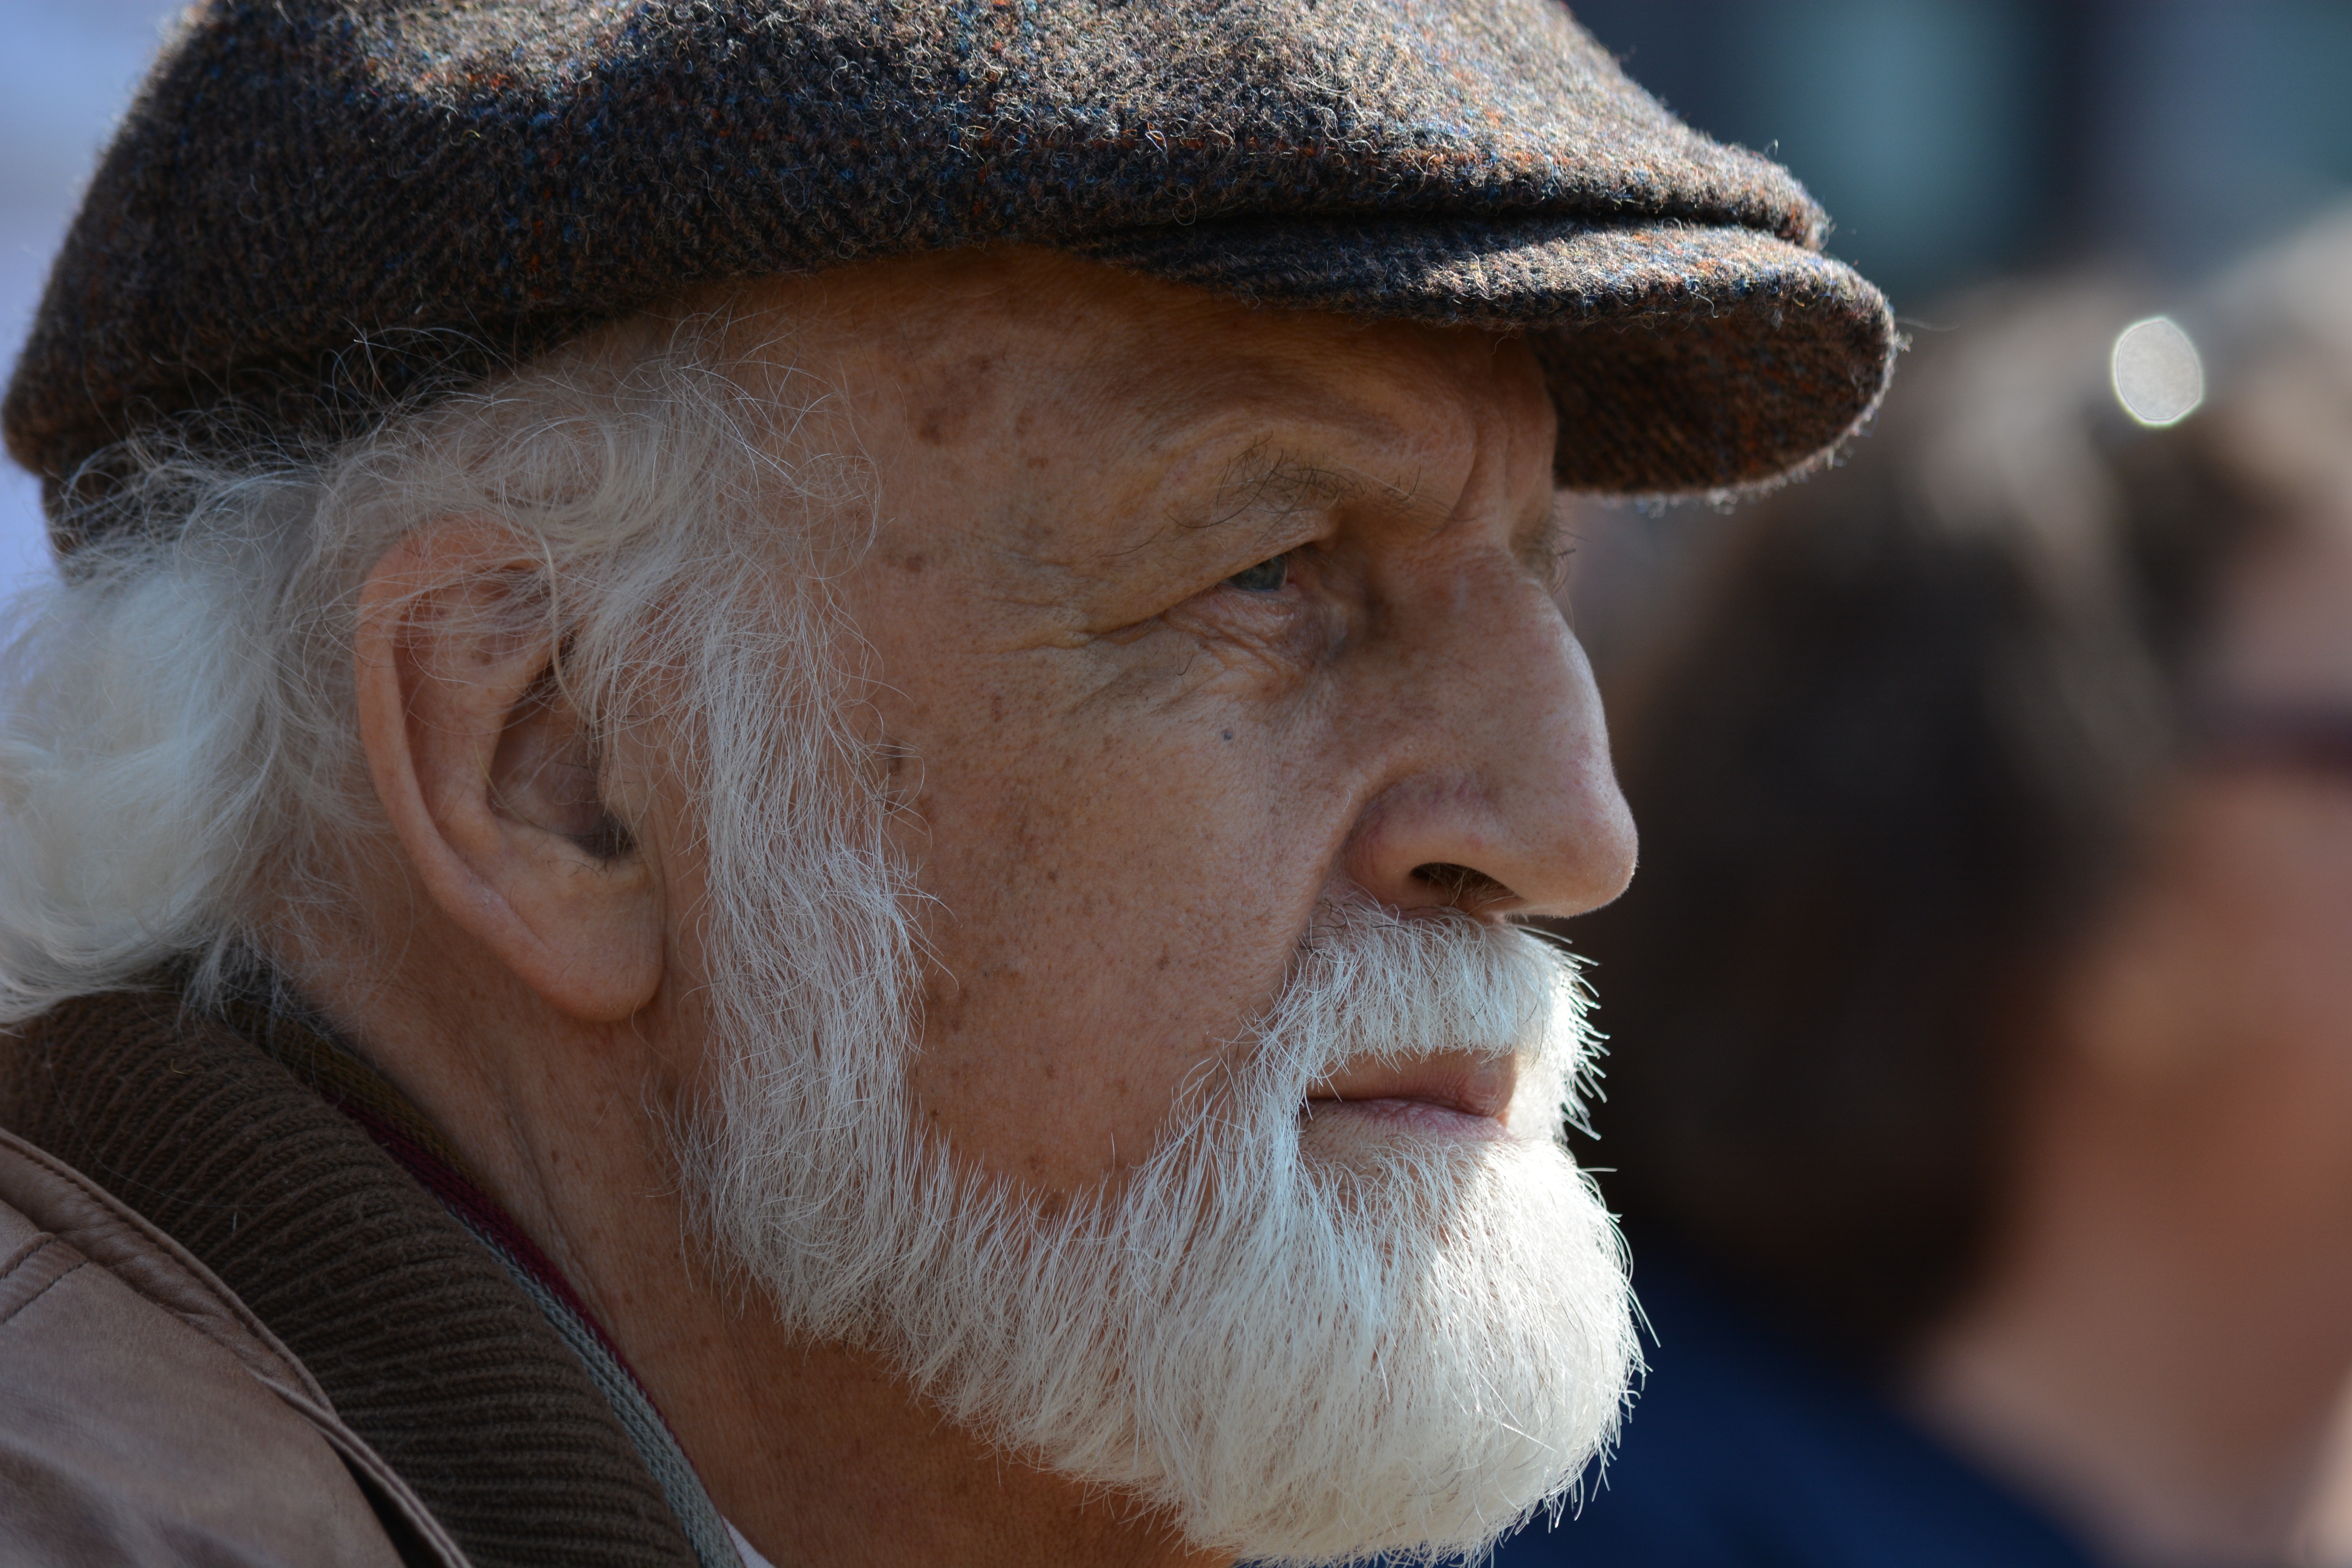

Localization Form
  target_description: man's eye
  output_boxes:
[1225,553,1290,592]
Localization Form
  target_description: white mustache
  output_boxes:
[1242,891,1594,1141]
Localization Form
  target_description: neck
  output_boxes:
[1910,1068,2352,1566]
[293,944,1221,1568]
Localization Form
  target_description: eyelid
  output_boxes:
[1224,550,1291,592]
[1224,536,1325,592]
[1219,519,1328,575]
[1167,503,1338,609]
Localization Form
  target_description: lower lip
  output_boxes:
[1305,1096,1510,1141]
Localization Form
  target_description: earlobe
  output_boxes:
[355,521,664,1023]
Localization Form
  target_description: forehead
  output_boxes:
[726,247,1555,483]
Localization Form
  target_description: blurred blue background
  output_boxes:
[2,0,185,594]
[7,0,2352,596]
[1572,0,2352,306]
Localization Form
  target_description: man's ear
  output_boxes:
[354,519,662,1022]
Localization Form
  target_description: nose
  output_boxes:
[1340,584,1636,920]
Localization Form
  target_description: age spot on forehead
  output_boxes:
[912,351,1005,447]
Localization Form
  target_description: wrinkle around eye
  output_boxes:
[1160,575,1334,678]
[1518,500,1575,590]
[1076,532,1342,667]
[1056,608,1299,720]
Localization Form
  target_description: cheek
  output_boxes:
[2242,890,2352,1099]
[2221,806,2352,1044]
[894,701,1332,1193]
[2175,794,2352,1190]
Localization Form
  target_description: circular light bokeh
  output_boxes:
[2111,316,2206,426]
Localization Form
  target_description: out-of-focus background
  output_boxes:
[1564,0,2352,670]
[1580,0,2352,304]
[9,2,2352,593]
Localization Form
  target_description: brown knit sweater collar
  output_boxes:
[0,986,704,1568]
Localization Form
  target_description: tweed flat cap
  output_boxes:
[5,0,1895,532]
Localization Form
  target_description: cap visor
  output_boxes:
[1076,216,1896,496]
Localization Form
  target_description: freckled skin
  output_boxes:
[737,250,1636,1194]
[316,248,1636,1567]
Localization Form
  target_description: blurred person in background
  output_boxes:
[1496,213,2352,1568]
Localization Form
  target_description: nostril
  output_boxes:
[1411,862,1516,908]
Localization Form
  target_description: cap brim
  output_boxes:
[1075,217,1896,497]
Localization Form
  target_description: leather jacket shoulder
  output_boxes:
[0,1128,468,1568]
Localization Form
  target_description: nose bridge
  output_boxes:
[1346,567,1635,920]
[1446,574,1610,828]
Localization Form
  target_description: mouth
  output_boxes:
[1301,1052,1518,1142]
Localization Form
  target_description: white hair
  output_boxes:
[688,794,1637,1564]
[0,307,1635,1562]
[0,310,863,1020]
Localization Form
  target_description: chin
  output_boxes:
[1121,1111,1635,1564]
[698,875,1633,1564]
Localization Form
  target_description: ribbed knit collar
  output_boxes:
[0,985,719,1568]
[272,1017,745,1568]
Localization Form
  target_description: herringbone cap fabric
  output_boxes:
[4,0,1896,535]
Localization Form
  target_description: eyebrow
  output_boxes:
[1206,444,1371,523]
[1172,439,1447,542]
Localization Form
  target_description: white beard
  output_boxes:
[683,745,1635,1563]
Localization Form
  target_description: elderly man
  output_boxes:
[0,4,1889,1565]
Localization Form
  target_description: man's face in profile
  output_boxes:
[626,249,1641,1559]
